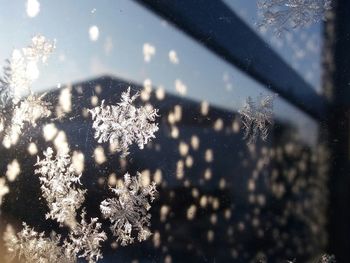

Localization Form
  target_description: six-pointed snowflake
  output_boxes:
[34,147,86,226]
[239,94,277,144]
[64,209,107,263]
[89,87,159,157]
[100,172,157,246]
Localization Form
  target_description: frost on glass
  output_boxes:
[0,34,55,104]
[6,147,107,263]
[284,254,336,263]
[239,94,276,144]
[4,217,106,263]
[317,254,336,263]
[89,87,159,157]
[0,35,54,147]
[3,223,73,263]
[64,210,107,263]
[257,0,332,35]
[256,254,336,263]
[4,94,51,147]
[34,147,86,226]
[1,33,161,262]
[100,172,157,246]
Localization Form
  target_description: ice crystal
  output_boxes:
[65,210,107,263]
[23,34,55,63]
[0,114,5,132]
[34,147,86,226]
[0,35,55,104]
[4,217,106,263]
[89,87,159,157]
[254,254,336,263]
[257,0,332,35]
[239,94,277,144]
[3,223,74,263]
[100,172,157,246]
[1,50,32,104]
[317,254,336,263]
[7,146,107,263]
[4,93,51,146]
[0,35,54,146]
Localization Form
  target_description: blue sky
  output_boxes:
[0,0,321,144]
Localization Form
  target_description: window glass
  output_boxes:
[223,0,323,92]
[0,1,329,263]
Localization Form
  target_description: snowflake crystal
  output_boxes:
[1,50,32,104]
[3,223,74,263]
[318,254,336,263]
[0,35,54,147]
[239,94,277,144]
[34,147,86,226]
[23,34,56,63]
[65,210,107,263]
[89,87,159,157]
[257,0,332,35]
[0,34,55,104]
[4,93,51,146]
[0,114,5,132]
[100,172,157,246]
[4,216,106,263]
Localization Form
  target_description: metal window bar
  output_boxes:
[134,0,328,121]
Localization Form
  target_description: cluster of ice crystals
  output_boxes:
[0,35,55,104]
[0,35,162,262]
[7,147,107,263]
[100,172,157,246]
[89,87,159,157]
[257,254,336,263]
[317,254,336,263]
[3,223,74,263]
[64,210,107,263]
[4,94,51,147]
[0,115,5,132]
[34,147,86,226]
[0,35,54,149]
[23,34,55,63]
[239,94,277,144]
[4,217,106,263]
[2,50,31,104]
[257,0,332,35]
